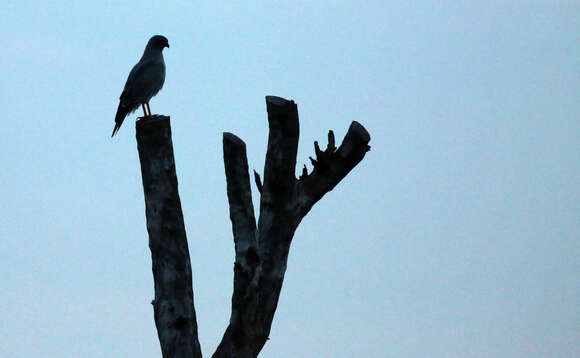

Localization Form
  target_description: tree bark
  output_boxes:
[136,115,202,358]
[213,96,371,358]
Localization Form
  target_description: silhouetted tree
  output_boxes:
[136,96,371,358]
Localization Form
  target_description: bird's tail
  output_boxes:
[111,103,129,137]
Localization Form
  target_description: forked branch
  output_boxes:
[215,96,371,358]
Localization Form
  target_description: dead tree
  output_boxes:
[136,115,203,358]
[136,96,371,358]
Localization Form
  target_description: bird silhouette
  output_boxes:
[112,35,169,137]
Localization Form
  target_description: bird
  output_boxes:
[112,35,169,137]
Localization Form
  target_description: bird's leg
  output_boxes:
[146,102,152,117]
[142,104,148,118]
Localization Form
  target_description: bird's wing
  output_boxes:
[112,53,165,137]
[121,58,165,107]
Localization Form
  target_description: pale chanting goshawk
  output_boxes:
[112,35,169,137]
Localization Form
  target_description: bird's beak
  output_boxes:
[166,43,170,48]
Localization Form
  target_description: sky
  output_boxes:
[0,1,578,357]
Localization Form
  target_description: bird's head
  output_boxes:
[147,35,170,50]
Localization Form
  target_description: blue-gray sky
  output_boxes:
[1,1,578,357]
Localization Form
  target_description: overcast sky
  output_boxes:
[0,1,578,357]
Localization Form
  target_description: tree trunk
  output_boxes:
[136,115,202,358]
[213,96,371,357]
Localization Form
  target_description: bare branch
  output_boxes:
[223,133,258,253]
[260,96,300,208]
[253,170,263,194]
[299,165,309,180]
[327,130,336,152]
[295,120,371,216]
[216,133,261,358]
